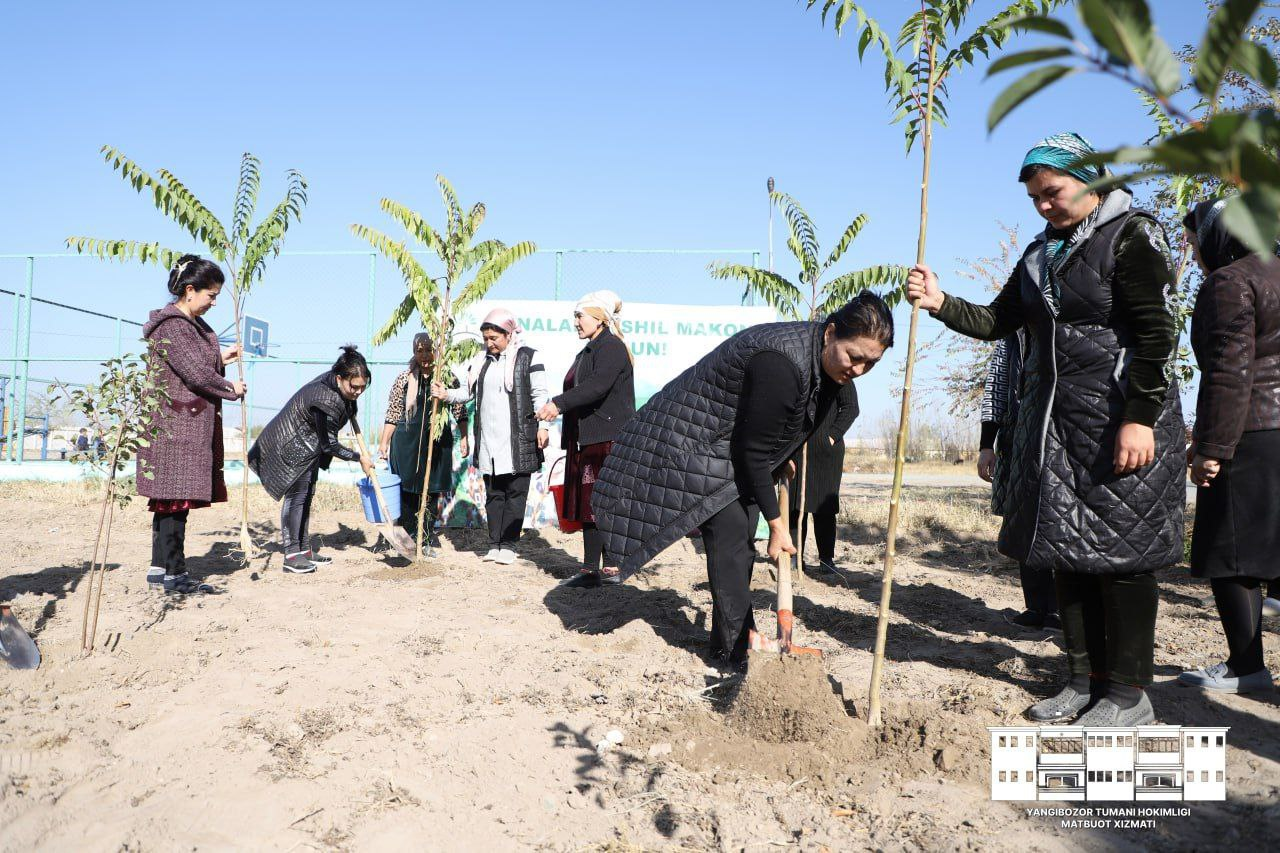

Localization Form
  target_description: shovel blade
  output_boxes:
[381,525,418,561]
[0,606,40,670]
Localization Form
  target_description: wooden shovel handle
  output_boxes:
[351,426,395,524]
[776,482,792,614]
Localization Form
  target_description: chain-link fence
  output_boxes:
[2,248,759,462]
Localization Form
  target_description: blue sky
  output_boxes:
[0,1,1206,433]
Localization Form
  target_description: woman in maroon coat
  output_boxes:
[137,255,246,594]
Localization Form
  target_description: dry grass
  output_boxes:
[839,486,1000,544]
[0,480,362,516]
[843,452,977,476]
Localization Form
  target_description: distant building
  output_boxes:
[988,726,1227,801]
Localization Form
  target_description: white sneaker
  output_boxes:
[493,549,517,565]
[482,549,501,562]
[1263,597,1280,618]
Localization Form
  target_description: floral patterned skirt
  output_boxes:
[561,440,613,524]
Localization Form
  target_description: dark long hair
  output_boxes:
[824,291,895,348]
[166,254,224,300]
[332,344,371,381]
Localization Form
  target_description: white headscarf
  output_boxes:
[574,290,623,329]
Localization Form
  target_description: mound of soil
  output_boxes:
[639,652,993,793]
[727,651,855,743]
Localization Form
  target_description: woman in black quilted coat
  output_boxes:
[908,133,1183,727]
[249,346,375,574]
[592,293,894,668]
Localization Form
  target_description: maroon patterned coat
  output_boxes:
[137,304,239,502]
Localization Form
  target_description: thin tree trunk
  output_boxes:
[80,420,125,653]
[868,41,937,728]
[230,290,253,560]
[415,398,442,560]
[88,475,119,651]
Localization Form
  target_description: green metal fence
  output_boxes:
[1,248,760,462]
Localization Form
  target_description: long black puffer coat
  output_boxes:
[592,322,825,574]
[249,372,355,500]
[947,193,1185,574]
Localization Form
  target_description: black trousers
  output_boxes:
[581,523,618,571]
[151,510,190,574]
[1211,577,1267,676]
[1056,570,1158,688]
[790,507,837,562]
[483,473,530,548]
[701,498,757,661]
[281,464,319,555]
[1019,563,1058,614]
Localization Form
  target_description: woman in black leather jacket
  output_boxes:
[537,290,636,586]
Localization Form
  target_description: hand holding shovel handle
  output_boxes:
[775,481,820,658]
[351,425,416,560]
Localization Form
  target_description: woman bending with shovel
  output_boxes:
[249,346,375,573]
[591,294,894,669]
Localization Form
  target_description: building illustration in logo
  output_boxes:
[988,726,1227,801]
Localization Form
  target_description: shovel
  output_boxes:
[0,604,40,670]
[351,427,418,561]
[774,482,821,657]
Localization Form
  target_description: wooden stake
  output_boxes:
[230,292,254,561]
[868,39,937,728]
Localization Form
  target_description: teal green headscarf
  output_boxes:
[1020,132,1104,185]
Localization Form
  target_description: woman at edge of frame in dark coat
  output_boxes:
[379,332,469,548]
[249,346,375,574]
[590,293,895,669]
[138,254,246,595]
[907,132,1184,728]
[787,379,857,574]
[1178,197,1280,696]
[538,290,636,588]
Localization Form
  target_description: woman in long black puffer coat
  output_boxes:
[908,132,1184,727]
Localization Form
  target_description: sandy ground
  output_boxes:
[1,480,1278,852]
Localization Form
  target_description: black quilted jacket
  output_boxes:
[249,372,356,500]
[941,197,1184,574]
[592,322,824,575]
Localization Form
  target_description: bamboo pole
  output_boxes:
[867,40,937,728]
[414,397,442,560]
[415,284,455,561]
[230,288,253,560]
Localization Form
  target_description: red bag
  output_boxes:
[547,455,583,533]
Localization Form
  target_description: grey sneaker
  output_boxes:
[1263,597,1280,618]
[163,573,213,595]
[282,553,317,574]
[1178,662,1276,694]
[1027,683,1092,722]
[147,566,165,588]
[1074,693,1155,727]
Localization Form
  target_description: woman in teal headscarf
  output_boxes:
[907,132,1184,727]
